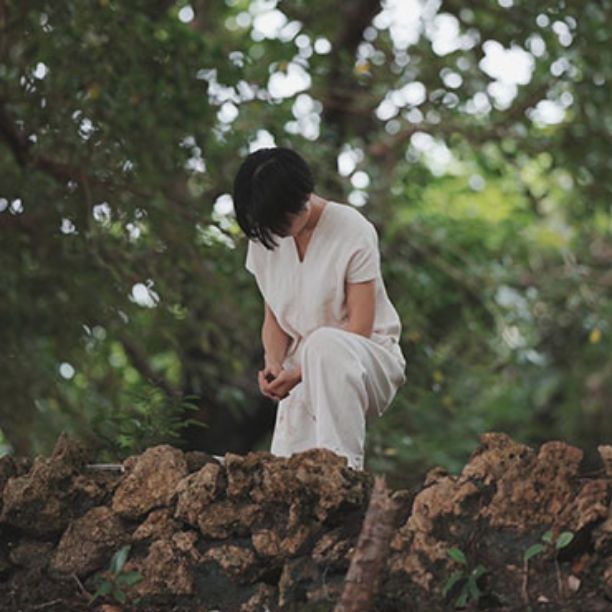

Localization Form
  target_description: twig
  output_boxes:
[555,556,564,600]
[522,557,530,606]
[334,476,398,612]
[72,572,93,598]
[29,599,65,610]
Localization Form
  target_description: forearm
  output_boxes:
[261,317,291,368]
[341,319,374,338]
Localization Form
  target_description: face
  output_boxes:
[275,202,311,237]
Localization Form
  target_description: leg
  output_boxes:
[298,326,406,470]
[269,381,316,458]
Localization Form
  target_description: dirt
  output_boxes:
[0,431,610,611]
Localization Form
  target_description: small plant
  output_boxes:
[442,546,488,608]
[89,544,144,605]
[522,528,575,604]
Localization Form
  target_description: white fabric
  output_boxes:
[245,200,407,469]
[270,326,406,470]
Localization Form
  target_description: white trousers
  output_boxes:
[270,327,407,470]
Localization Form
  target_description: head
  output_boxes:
[232,146,315,250]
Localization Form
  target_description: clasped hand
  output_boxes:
[258,363,301,401]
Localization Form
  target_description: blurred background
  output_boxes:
[1,0,610,489]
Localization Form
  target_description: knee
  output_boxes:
[302,326,353,363]
[303,326,341,352]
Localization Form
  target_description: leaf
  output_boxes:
[447,547,467,565]
[115,571,144,586]
[524,543,546,561]
[92,581,113,597]
[113,588,127,604]
[541,530,554,544]
[471,564,487,578]
[555,531,574,549]
[467,575,481,600]
[456,587,469,608]
[110,544,131,574]
[442,570,465,597]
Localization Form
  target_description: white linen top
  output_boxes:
[245,200,406,369]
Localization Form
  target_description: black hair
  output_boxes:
[232,146,315,250]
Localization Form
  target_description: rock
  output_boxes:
[132,508,182,542]
[184,449,220,473]
[8,540,54,569]
[475,438,608,533]
[225,451,274,499]
[174,462,224,526]
[312,528,353,568]
[0,455,17,506]
[254,448,371,523]
[49,431,92,468]
[126,537,195,597]
[112,445,188,519]
[0,433,106,536]
[278,556,321,609]
[598,445,612,477]
[197,499,260,539]
[49,506,127,577]
[1,432,610,611]
[204,544,258,580]
[239,583,277,612]
[252,528,282,558]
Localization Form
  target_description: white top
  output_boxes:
[245,200,406,368]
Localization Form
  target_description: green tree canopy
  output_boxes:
[1,0,610,481]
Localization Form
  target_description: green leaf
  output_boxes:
[447,547,467,565]
[541,530,554,544]
[456,587,469,608]
[471,564,487,578]
[115,571,144,586]
[467,576,481,600]
[555,531,574,549]
[93,581,113,597]
[113,588,127,604]
[110,544,131,574]
[524,543,545,561]
[442,569,465,597]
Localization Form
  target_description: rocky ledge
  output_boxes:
[0,432,610,611]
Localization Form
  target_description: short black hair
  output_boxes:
[232,146,315,250]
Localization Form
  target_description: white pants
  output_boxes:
[270,327,407,470]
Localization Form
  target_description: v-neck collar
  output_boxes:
[292,201,332,264]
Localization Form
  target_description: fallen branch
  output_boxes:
[334,475,398,612]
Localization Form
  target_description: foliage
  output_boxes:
[0,0,610,482]
[523,528,575,562]
[89,544,143,605]
[443,546,488,608]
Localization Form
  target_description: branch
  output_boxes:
[335,476,397,612]
[118,333,180,400]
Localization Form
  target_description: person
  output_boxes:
[232,146,407,470]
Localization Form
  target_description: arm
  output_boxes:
[342,279,376,338]
[262,302,291,369]
[261,302,303,399]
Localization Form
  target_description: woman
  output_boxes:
[233,146,406,470]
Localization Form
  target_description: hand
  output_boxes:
[267,367,301,401]
[258,362,283,400]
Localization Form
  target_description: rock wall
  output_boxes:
[0,432,610,611]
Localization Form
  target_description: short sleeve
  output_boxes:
[245,239,257,275]
[346,224,380,283]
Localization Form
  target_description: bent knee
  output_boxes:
[302,326,355,361]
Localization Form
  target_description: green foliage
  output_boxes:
[90,389,207,459]
[443,547,488,609]
[0,0,610,484]
[90,544,143,606]
[523,528,575,563]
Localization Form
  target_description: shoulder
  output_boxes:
[328,201,377,238]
